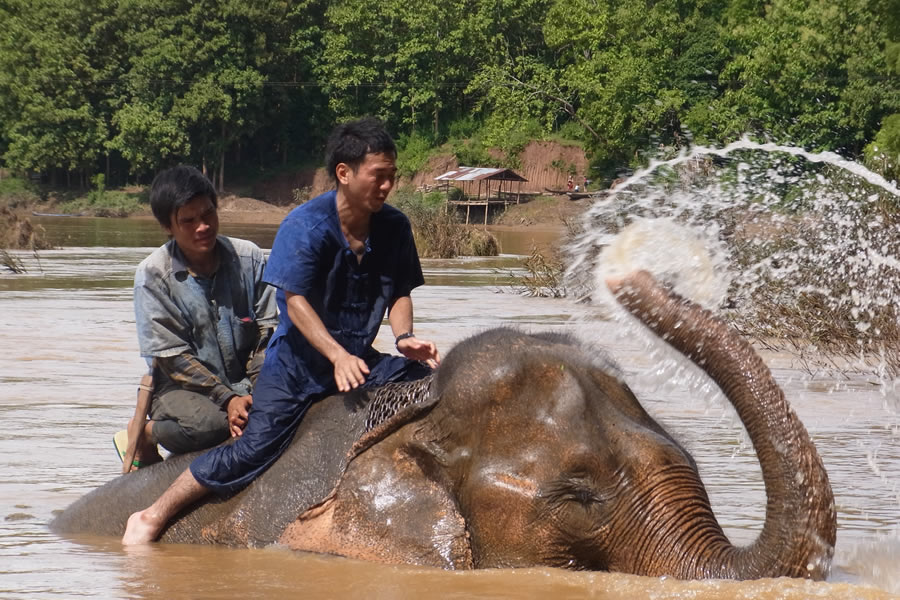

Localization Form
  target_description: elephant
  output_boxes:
[51,270,836,581]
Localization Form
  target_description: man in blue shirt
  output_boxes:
[123,117,440,543]
[124,166,277,469]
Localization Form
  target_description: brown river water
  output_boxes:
[1,217,898,599]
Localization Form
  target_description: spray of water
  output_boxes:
[568,137,900,391]
[569,138,900,593]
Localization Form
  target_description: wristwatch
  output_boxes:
[395,331,415,349]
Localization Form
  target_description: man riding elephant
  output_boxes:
[122,165,278,469]
[123,117,441,543]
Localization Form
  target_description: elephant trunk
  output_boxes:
[609,271,836,580]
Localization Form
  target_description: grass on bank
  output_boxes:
[54,175,147,217]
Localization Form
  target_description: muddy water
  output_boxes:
[1,218,898,599]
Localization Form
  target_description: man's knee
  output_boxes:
[152,418,229,454]
[149,388,230,454]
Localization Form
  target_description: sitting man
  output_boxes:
[119,165,278,470]
[122,117,440,543]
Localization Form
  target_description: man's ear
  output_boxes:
[335,162,352,186]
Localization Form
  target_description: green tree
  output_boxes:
[108,0,293,187]
[317,0,491,135]
[0,0,122,183]
[711,0,900,153]
[473,0,731,168]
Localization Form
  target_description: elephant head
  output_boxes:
[280,270,836,580]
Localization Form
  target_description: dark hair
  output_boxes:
[325,117,397,183]
[149,165,218,227]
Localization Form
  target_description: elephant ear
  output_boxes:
[278,418,473,569]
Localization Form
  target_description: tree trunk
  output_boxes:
[219,122,226,192]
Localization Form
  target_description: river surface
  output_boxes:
[1,217,898,598]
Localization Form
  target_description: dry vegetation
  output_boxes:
[1,206,53,273]
[724,208,900,378]
[392,190,500,259]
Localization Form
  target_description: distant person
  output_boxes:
[567,175,574,191]
[116,165,278,471]
[122,117,440,543]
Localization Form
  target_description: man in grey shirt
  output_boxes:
[124,165,277,469]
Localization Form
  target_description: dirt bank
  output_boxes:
[254,140,590,202]
[216,195,293,225]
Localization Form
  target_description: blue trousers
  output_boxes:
[190,339,430,495]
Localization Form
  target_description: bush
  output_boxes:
[864,113,900,183]
[397,131,436,178]
[556,120,588,143]
[447,137,493,167]
[390,189,498,259]
[447,115,482,140]
[0,176,41,210]
[56,182,146,217]
[1,206,52,251]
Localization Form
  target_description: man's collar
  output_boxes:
[169,236,222,277]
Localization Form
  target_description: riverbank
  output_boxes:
[19,190,587,232]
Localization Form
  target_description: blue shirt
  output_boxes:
[263,190,424,395]
[134,236,278,400]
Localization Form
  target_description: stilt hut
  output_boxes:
[434,167,528,225]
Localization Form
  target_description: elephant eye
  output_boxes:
[571,487,598,506]
[542,474,612,512]
[544,479,603,508]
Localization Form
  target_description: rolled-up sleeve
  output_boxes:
[134,266,192,358]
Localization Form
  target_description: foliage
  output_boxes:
[0,0,896,190]
[0,0,118,175]
[507,244,567,298]
[447,137,494,168]
[291,186,312,205]
[0,248,26,273]
[390,190,499,258]
[106,0,296,186]
[0,176,41,210]
[864,113,900,182]
[396,131,436,178]
[709,0,900,153]
[56,186,146,217]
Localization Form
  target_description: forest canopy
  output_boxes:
[0,0,898,187]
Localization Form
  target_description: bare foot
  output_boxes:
[122,510,163,545]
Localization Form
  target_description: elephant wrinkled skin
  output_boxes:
[51,271,836,581]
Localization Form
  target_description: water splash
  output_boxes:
[841,533,900,594]
[569,137,900,392]
[596,217,730,311]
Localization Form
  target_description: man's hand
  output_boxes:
[396,337,441,369]
[226,394,253,437]
[333,351,370,392]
